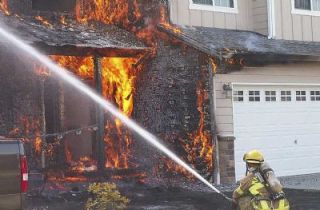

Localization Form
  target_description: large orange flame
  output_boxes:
[50,56,140,170]
[101,57,139,169]
[0,0,10,15]
[75,0,139,27]
[184,81,213,173]
[8,116,42,155]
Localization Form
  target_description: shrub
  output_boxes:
[85,183,130,210]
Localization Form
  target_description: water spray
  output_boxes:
[0,25,233,203]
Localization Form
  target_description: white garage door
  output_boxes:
[233,84,320,180]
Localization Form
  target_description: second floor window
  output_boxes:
[294,0,320,11]
[193,0,235,8]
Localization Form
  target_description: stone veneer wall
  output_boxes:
[218,136,236,184]
[134,40,214,179]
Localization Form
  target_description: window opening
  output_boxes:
[296,91,307,101]
[281,91,292,101]
[294,0,320,11]
[233,90,244,102]
[265,91,276,102]
[310,91,320,101]
[249,91,260,102]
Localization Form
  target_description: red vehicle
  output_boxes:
[0,138,28,210]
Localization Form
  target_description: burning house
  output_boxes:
[0,0,216,184]
[2,0,320,188]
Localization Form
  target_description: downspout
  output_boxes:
[267,0,276,39]
[209,58,220,185]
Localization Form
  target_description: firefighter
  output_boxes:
[232,150,290,210]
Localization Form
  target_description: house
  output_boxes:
[2,0,320,185]
[0,0,217,182]
[161,0,320,183]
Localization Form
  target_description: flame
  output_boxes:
[184,80,213,173]
[70,156,97,173]
[210,58,217,74]
[0,0,10,15]
[48,176,88,182]
[8,116,42,155]
[34,63,51,78]
[35,16,53,28]
[49,56,141,170]
[101,57,140,169]
[75,0,137,27]
[60,16,67,25]
[159,5,181,35]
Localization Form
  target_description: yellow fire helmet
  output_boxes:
[243,150,264,164]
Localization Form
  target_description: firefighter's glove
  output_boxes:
[231,199,238,209]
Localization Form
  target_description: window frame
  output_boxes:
[310,90,320,101]
[265,91,277,102]
[233,90,244,102]
[296,90,307,101]
[281,90,292,102]
[248,90,261,102]
[189,0,238,13]
[291,0,320,17]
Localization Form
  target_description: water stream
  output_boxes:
[0,25,231,201]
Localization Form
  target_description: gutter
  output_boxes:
[267,0,276,39]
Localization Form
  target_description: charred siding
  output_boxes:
[134,41,213,178]
[0,47,43,169]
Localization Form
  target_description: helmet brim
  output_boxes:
[246,159,263,164]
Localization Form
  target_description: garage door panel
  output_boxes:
[234,111,318,125]
[233,85,320,180]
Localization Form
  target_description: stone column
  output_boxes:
[218,135,236,184]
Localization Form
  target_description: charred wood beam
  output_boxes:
[32,42,150,57]
[93,56,106,173]
[57,81,66,168]
[40,78,46,169]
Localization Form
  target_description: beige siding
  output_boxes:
[252,0,269,35]
[274,0,320,41]
[169,0,253,30]
[214,63,320,136]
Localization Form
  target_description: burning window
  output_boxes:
[233,90,244,102]
[294,0,320,11]
[311,91,320,101]
[281,91,292,102]
[265,91,276,102]
[296,91,306,101]
[32,0,76,12]
[249,91,260,102]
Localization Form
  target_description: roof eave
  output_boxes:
[32,42,151,57]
